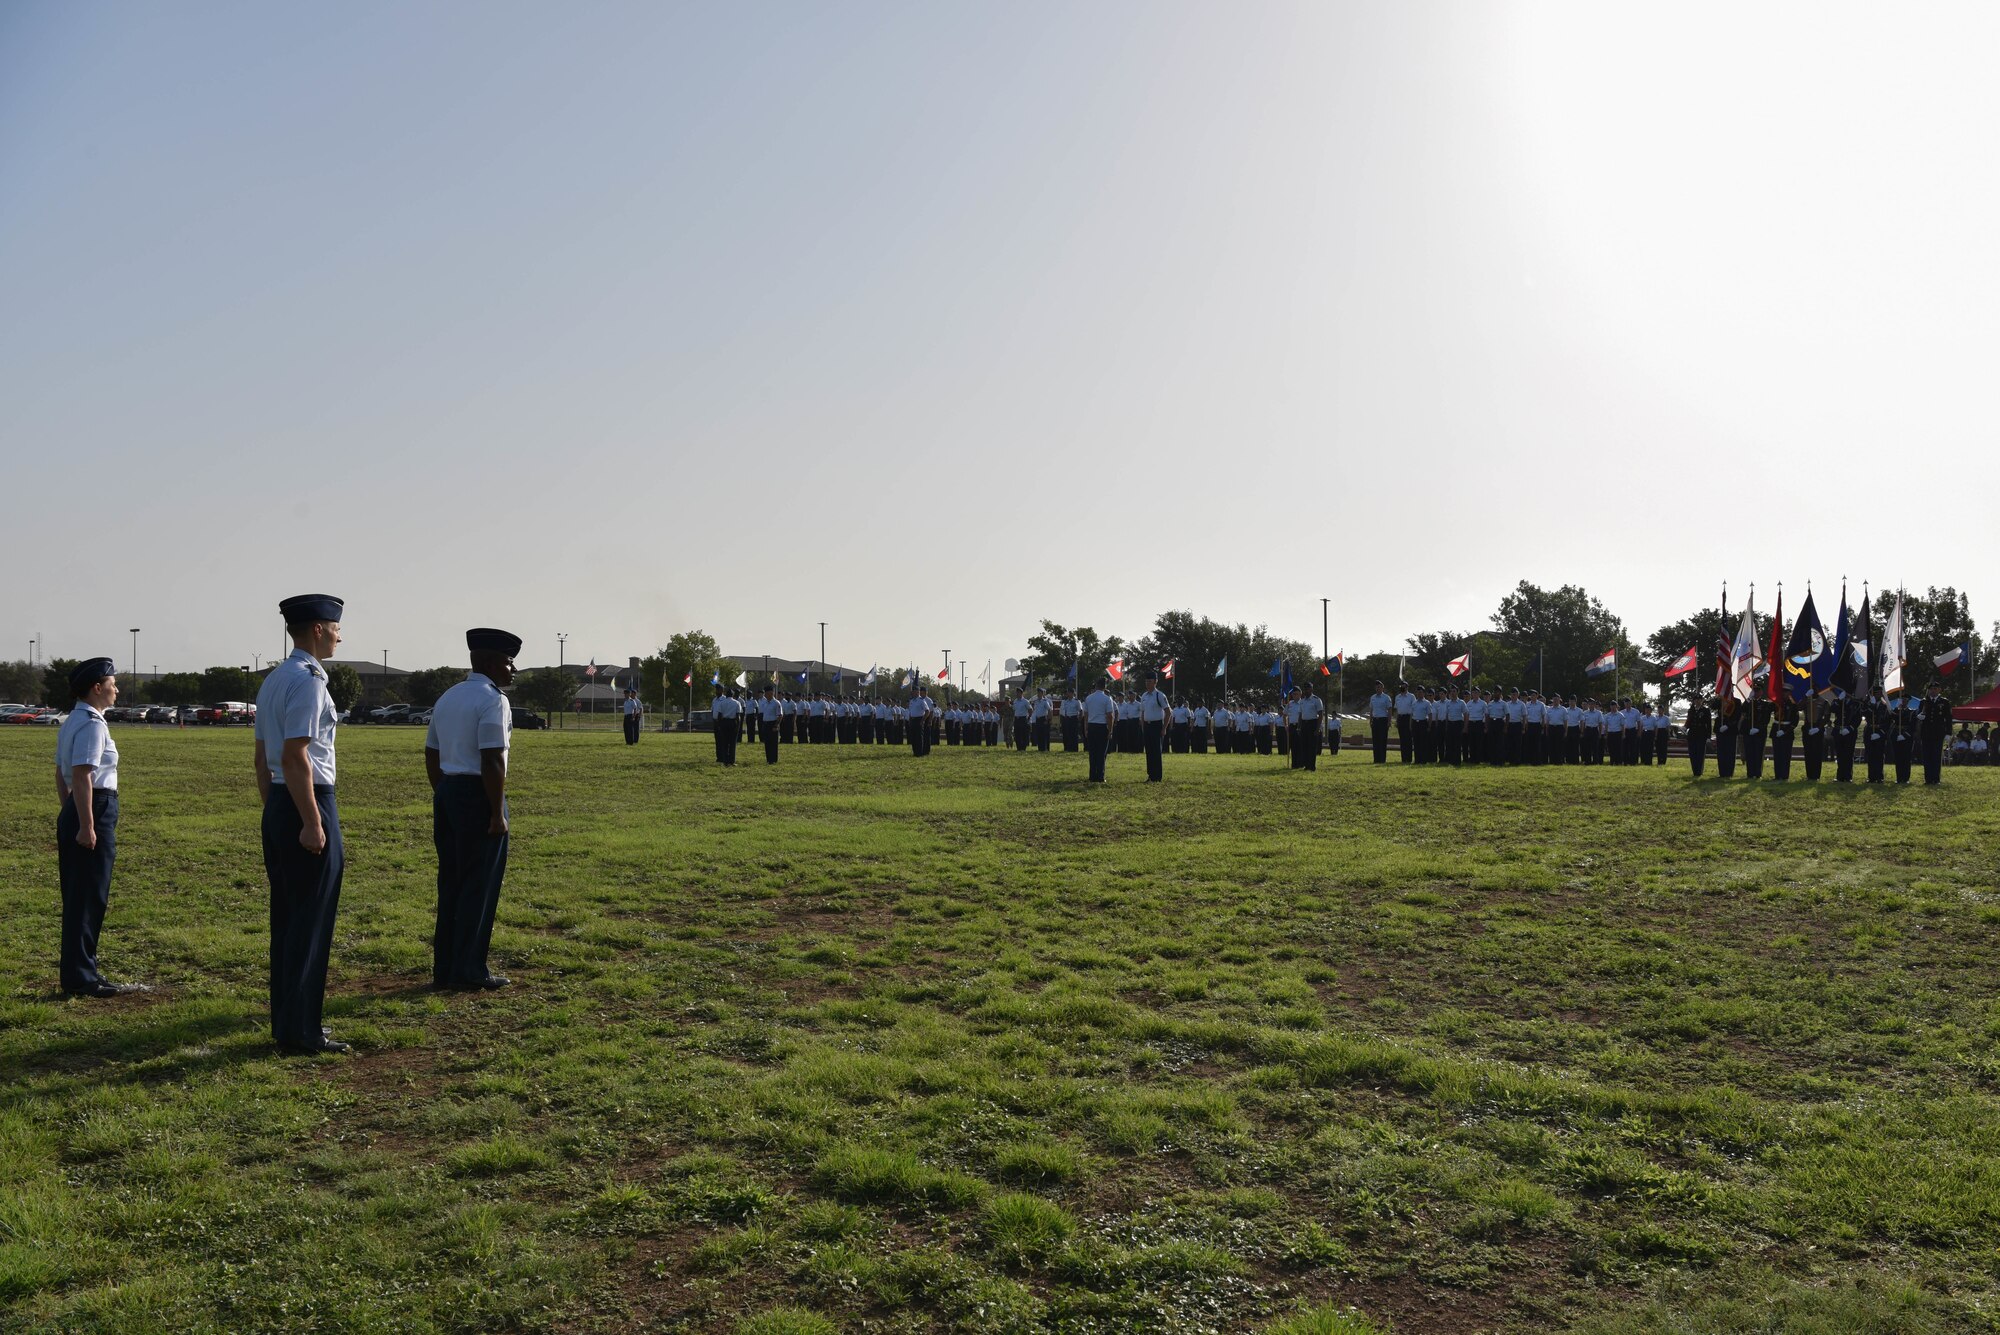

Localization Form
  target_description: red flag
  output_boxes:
[1765,591,1784,702]
[1161,659,1176,680]
[1106,656,1125,682]
[1663,645,1698,678]
[1445,654,1469,677]
[935,664,950,681]
[682,671,692,685]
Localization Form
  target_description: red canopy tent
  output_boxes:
[1953,685,2000,724]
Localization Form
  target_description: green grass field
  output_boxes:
[4,728,1999,1334]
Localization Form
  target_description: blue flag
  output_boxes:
[1281,663,1292,696]
[710,671,721,686]
[1268,658,1282,678]
[796,670,808,684]
[1214,656,1228,678]
[1066,661,1077,681]
[833,669,842,685]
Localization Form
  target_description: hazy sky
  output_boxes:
[5,2,1996,678]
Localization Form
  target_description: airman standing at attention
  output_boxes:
[1296,683,1325,772]
[55,657,146,999]
[1170,698,1191,754]
[1369,681,1393,764]
[425,628,519,993]
[1032,690,1053,751]
[1685,693,1712,776]
[254,595,349,1055]
[1393,682,1415,762]
[1919,680,1953,785]
[1137,669,1171,782]
[1013,691,1032,751]
[1083,677,1115,782]
[1191,700,1211,753]
[622,686,643,745]
[711,689,742,765]
[1060,689,1082,752]
[758,686,783,763]
[906,684,934,756]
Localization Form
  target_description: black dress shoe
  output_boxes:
[65,981,146,998]
[278,1037,351,1055]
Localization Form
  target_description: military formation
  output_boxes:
[49,597,519,1057]
[1360,682,1674,766]
[44,619,1973,1046]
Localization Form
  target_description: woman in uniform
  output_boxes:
[56,657,145,998]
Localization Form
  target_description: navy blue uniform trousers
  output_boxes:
[264,785,344,1047]
[433,776,508,986]
[57,790,117,993]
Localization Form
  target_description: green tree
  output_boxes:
[404,666,466,708]
[199,665,259,702]
[1487,582,1636,700]
[1019,622,1128,694]
[146,672,204,706]
[1126,611,1308,705]
[0,660,39,704]
[1871,585,1992,700]
[514,667,577,721]
[325,663,363,713]
[43,658,79,708]
[655,631,731,719]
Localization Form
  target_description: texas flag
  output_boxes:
[1161,659,1176,680]
[1662,645,1698,678]
[1106,656,1126,682]
[1445,653,1470,678]
[1934,642,1971,676]
[1584,648,1618,678]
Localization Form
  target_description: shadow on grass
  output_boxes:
[0,1006,274,1098]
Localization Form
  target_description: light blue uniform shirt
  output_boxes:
[255,649,338,786]
[1083,690,1115,724]
[57,703,118,793]
[426,673,511,776]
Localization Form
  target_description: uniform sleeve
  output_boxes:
[478,694,508,750]
[280,678,318,740]
[425,717,440,749]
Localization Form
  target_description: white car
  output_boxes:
[33,711,66,725]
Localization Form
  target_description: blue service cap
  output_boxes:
[279,594,344,623]
[466,627,522,655]
[69,657,116,694]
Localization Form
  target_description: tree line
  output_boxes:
[1011,581,1996,705]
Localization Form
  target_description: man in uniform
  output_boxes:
[1192,700,1211,754]
[757,685,783,763]
[1832,690,1859,783]
[1685,693,1712,776]
[711,688,741,764]
[1920,680,1953,784]
[1082,677,1115,782]
[1296,683,1325,771]
[906,684,933,756]
[1770,696,1796,780]
[1392,681,1414,762]
[1013,692,1032,751]
[425,628,518,993]
[1864,688,1889,782]
[622,687,643,745]
[1368,681,1393,764]
[1032,691,1052,751]
[1170,698,1191,753]
[254,594,349,1055]
[1742,694,1770,778]
[1137,669,1171,782]
[1060,689,1082,752]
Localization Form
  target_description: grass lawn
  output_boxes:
[4,727,1999,1334]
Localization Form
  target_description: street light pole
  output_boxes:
[819,622,827,695]
[557,633,567,668]
[130,628,141,679]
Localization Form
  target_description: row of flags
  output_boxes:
[1716,584,1943,703]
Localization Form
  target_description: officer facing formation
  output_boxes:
[1368,681,1393,764]
[1137,670,1170,782]
[1082,677,1115,782]
[425,629,518,992]
[254,594,349,1054]
[622,687,643,745]
[54,656,146,998]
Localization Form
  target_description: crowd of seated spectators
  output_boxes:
[1950,725,1993,765]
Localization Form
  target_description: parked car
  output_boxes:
[1,708,42,724]
[511,708,548,730]
[373,704,412,724]
[147,707,178,723]
[407,709,433,726]
[33,711,66,725]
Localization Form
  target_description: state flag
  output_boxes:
[1935,642,1971,676]
[1213,656,1228,678]
[1162,659,1176,680]
[1106,657,1125,682]
[683,671,693,686]
[1663,646,1697,678]
[1322,652,1343,676]
[1584,648,1618,678]
[936,664,950,681]
[1782,590,1822,701]
[1445,653,1469,678]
